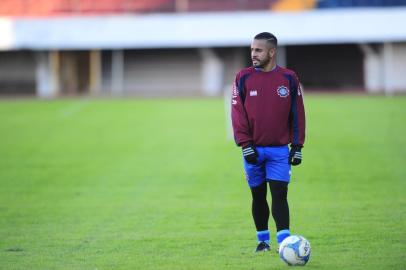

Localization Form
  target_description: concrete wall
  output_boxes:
[123,49,202,96]
[388,43,406,92]
[122,47,250,96]
[287,44,364,90]
[2,8,406,50]
[103,47,248,97]
[0,51,36,95]
[1,44,406,97]
[220,47,249,92]
[361,42,406,94]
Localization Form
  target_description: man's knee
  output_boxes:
[269,180,288,199]
[251,181,267,202]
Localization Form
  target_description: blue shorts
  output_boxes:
[243,145,291,188]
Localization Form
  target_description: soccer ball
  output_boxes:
[279,235,311,266]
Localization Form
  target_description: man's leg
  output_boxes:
[269,180,291,245]
[251,181,269,232]
[243,146,270,251]
[250,181,271,251]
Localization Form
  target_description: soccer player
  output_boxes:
[231,32,306,252]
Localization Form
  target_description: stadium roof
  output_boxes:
[1,7,406,50]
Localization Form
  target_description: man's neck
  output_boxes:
[258,63,277,72]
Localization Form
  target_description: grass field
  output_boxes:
[0,95,405,270]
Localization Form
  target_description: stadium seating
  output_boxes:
[0,0,174,16]
[272,0,316,11]
[0,0,303,16]
[318,0,406,8]
[1,0,405,16]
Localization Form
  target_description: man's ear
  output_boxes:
[269,47,276,58]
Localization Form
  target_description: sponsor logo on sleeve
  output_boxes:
[232,82,238,105]
[232,82,238,96]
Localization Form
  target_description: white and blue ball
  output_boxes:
[278,235,311,266]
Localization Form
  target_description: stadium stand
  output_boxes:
[0,0,406,96]
[0,0,174,16]
[318,0,406,8]
[273,0,317,11]
[1,0,405,16]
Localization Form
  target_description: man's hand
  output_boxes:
[289,145,302,166]
[242,145,258,164]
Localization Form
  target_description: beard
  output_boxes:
[252,56,271,68]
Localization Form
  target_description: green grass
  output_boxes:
[0,95,405,270]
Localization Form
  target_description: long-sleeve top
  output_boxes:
[231,65,306,148]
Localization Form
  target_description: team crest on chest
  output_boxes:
[277,86,289,98]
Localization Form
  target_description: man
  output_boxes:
[231,32,305,252]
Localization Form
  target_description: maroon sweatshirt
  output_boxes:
[231,66,306,148]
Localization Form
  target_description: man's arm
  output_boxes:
[289,73,306,165]
[231,74,258,164]
[231,74,253,148]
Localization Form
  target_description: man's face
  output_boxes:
[251,39,274,68]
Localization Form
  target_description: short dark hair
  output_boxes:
[254,32,277,47]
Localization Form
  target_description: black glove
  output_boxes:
[289,145,302,166]
[242,145,258,164]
